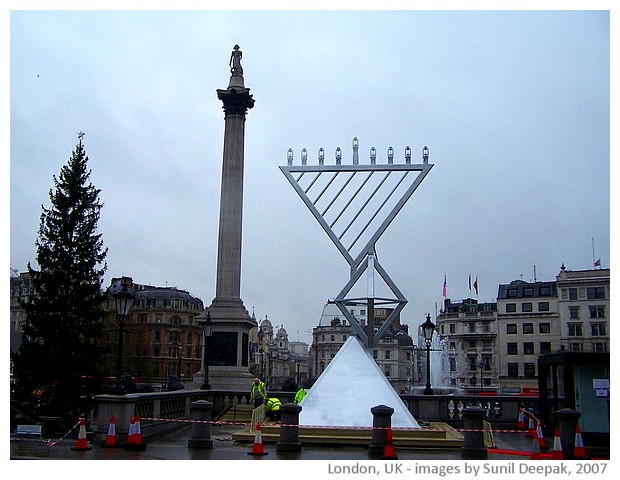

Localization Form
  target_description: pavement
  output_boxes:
[9,422,543,461]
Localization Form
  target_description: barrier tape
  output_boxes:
[45,420,81,446]
[139,416,527,434]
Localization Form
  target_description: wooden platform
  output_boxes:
[232,421,463,449]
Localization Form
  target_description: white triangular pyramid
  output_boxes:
[299,336,420,428]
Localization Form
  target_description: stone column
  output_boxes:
[461,407,488,459]
[368,405,394,458]
[198,46,257,390]
[276,403,302,453]
[187,400,214,448]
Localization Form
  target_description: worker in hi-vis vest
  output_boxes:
[251,377,267,408]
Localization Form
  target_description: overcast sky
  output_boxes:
[7,4,613,346]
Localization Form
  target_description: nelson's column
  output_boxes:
[195,45,256,389]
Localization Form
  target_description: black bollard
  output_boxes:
[554,408,582,459]
[461,407,488,459]
[187,400,214,449]
[276,403,302,453]
[368,405,394,458]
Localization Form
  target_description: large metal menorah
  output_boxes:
[280,138,433,349]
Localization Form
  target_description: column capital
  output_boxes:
[217,87,255,117]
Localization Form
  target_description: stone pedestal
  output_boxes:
[187,400,214,449]
[277,403,302,453]
[461,407,488,459]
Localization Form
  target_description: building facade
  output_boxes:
[250,315,310,391]
[496,279,561,394]
[101,277,206,388]
[435,298,499,393]
[556,264,610,353]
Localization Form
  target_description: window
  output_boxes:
[373,350,377,359]
[540,342,551,354]
[507,363,519,378]
[569,342,583,352]
[523,342,535,355]
[469,357,477,371]
[522,302,533,312]
[153,346,161,357]
[539,323,551,334]
[154,331,161,341]
[523,287,534,297]
[507,324,517,334]
[506,303,517,313]
[508,288,518,297]
[523,323,534,334]
[591,323,606,336]
[468,322,476,333]
[343,335,347,341]
[170,331,180,342]
[569,306,580,319]
[568,323,583,337]
[569,288,578,300]
[524,363,536,378]
[538,302,549,312]
[587,287,605,299]
[330,335,335,341]
[507,343,518,355]
[589,306,605,319]
[449,323,456,334]
[156,314,163,323]
[385,350,391,360]
[539,286,551,296]
[385,367,391,377]
[593,342,608,353]
[469,340,477,349]
[156,298,164,308]
[450,357,457,372]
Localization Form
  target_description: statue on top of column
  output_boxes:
[229,44,243,76]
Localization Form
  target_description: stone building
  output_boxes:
[250,314,310,391]
[101,277,206,388]
[435,297,499,393]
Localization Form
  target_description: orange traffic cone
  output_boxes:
[573,424,586,459]
[537,421,548,450]
[247,422,268,456]
[126,414,147,451]
[530,428,542,460]
[552,427,564,460]
[380,427,398,460]
[71,417,92,451]
[517,407,525,429]
[526,413,535,438]
[102,416,117,448]
[126,416,136,445]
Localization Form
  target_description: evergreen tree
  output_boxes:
[12,134,108,418]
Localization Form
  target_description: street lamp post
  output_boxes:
[421,313,436,395]
[111,280,134,395]
[198,311,214,390]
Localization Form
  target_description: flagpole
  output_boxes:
[592,237,596,267]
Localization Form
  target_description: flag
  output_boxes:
[468,274,471,291]
[442,274,447,298]
[474,276,478,295]
[594,258,601,267]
